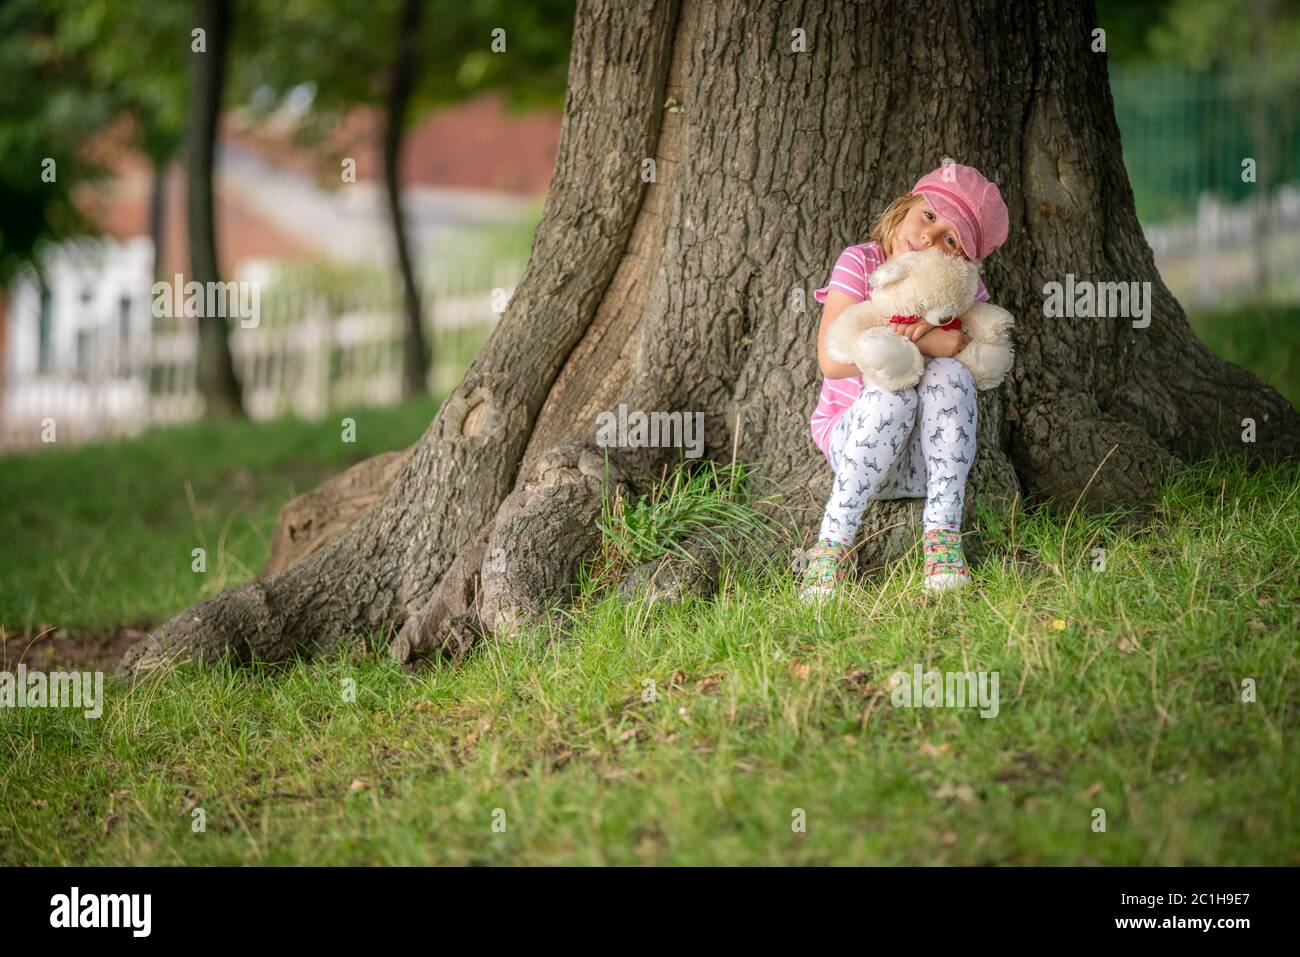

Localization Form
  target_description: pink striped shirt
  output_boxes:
[810,241,989,457]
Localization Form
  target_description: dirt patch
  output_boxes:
[1,625,151,673]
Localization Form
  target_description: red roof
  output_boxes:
[75,161,318,277]
[71,92,562,274]
[225,90,561,194]
[400,92,561,194]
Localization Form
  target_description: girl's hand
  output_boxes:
[916,328,971,358]
[889,322,934,343]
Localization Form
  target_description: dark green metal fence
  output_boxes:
[1111,65,1300,222]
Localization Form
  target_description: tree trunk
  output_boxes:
[385,0,430,398]
[0,288,7,425]
[149,156,167,286]
[122,0,1299,676]
[187,0,244,419]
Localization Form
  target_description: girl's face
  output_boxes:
[889,198,967,260]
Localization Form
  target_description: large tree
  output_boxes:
[122,0,1299,674]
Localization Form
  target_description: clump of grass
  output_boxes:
[587,457,780,593]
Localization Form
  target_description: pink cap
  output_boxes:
[909,163,1009,261]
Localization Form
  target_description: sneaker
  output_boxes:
[922,527,971,592]
[798,538,851,603]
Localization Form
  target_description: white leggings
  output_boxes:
[819,357,977,545]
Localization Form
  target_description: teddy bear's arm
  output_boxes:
[958,339,1014,390]
[959,301,1014,341]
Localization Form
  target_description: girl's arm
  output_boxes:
[816,289,867,379]
[915,328,972,358]
[818,289,970,369]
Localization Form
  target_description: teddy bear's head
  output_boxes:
[866,247,981,326]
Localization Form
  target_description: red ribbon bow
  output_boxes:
[889,313,962,331]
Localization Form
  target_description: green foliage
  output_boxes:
[1094,0,1178,62]
[1099,0,1300,72]
[1147,0,1300,78]
[50,0,191,163]
[0,0,112,283]
[238,0,573,144]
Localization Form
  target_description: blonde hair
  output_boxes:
[869,193,924,255]
[868,191,972,260]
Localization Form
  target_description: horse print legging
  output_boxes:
[819,357,977,545]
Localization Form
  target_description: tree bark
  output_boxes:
[385,0,430,398]
[122,0,1299,676]
[149,157,167,285]
[0,289,7,424]
[259,447,413,577]
[187,0,244,419]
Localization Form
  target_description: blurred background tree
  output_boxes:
[236,0,574,397]
[0,0,113,288]
[0,0,113,418]
[2,0,573,416]
[52,0,190,284]
[44,0,244,417]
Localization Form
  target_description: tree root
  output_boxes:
[1012,397,1183,509]
[393,443,631,663]
[260,448,413,577]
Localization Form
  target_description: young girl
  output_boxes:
[800,163,1009,601]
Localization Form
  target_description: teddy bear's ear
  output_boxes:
[868,258,908,288]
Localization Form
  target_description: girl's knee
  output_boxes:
[886,387,917,417]
[852,386,916,422]
[921,357,969,385]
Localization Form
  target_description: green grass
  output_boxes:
[1185,302,1300,408]
[0,396,442,634]
[0,302,1297,864]
[1,452,1297,865]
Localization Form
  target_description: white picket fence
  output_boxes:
[0,258,524,449]
[1144,184,1300,309]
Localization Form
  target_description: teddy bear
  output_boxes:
[823,247,1015,393]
